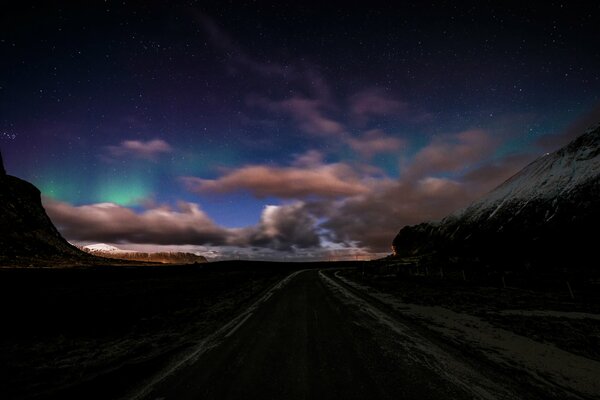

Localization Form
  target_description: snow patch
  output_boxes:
[83,243,129,253]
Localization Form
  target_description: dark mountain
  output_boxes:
[0,152,94,266]
[392,125,600,273]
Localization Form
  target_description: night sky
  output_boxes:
[2,2,600,260]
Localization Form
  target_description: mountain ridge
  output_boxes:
[392,125,600,272]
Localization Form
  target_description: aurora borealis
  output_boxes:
[2,2,600,259]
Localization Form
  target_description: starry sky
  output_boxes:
[2,1,600,260]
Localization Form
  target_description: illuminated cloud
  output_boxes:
[106,139,173,160]
[182,154,371,199]
[347,129,405,158]
[291,149,326,168]
[44,199,229,245]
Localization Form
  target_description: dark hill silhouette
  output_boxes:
[0,152,94,266]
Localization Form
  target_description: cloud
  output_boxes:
[403,129,498,180]
[182,153,371,199]
[305,68,333,102]
[320,177,471,251]
[173,128,528,253]
[347,129,405,158]
[319,149,534,252]
[312,130,532,252]
[44,199,229,245]
[291,149,325,168]
[462,153,535,191]
[248,95,346,138]
[536,103,600,151]
[106,139,173,160]
[349,89,407,123]
[45,128,534,255]
[44,198,324,253]
[248,84,430,151]
[277,97,345,137]
[231,202,321,251]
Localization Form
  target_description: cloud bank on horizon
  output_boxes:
[42,124,551,258]
[3,3,600,259]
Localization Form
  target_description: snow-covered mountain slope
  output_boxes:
[79,244,208,264]
[454,124,600,224]
[83,243,128,253]
[392,125,600,271]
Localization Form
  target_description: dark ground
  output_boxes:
[141,268,483,400]
[340,266,600,362]
[1,261,599,400]
[138,268,595,400]
[0,261,301,399]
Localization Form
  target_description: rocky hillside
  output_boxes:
[392,125,600,272]
[0,152,95,266]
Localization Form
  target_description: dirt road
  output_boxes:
[136,269,543,400]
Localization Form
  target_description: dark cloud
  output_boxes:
[232,203,321,251]
[347,129,405,159]
[349,89,407,124]
[321,178,471,251]
[105,139,173,160]
[320,152,534,252]
[195,12,290,77]
[248,94,346,138]
[462,153,536,190]
[403,129,499,180]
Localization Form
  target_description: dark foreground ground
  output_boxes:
[2,262,600,400]
[0,261,301,399]
[340,267,600,362]
[138,269,522,400]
